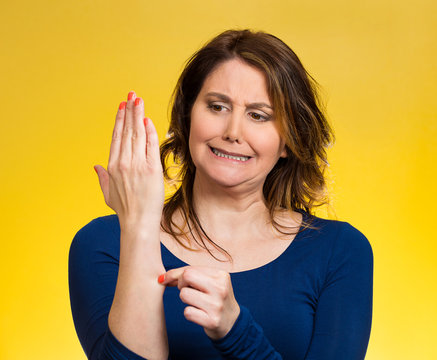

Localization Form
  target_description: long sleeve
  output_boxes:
[211,306,283,359]
[304,222,374,360]
[68,216,148,360]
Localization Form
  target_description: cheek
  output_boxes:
[190,121,209,142]
[247,127,283,157]
[189,120,207,153]
[188,107,203,149]
[190,110,223,143]
[188,109,217,161]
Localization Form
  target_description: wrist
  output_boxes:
[119,213,162,233]
[118,246,165,279]
[210,305,248,344]
[206,304,241,340]
[118,228,165,273]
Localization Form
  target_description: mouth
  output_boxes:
[209,146,252,162]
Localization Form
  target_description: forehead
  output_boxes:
[199,58,270,103]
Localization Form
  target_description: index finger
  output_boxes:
[108,101,127,163]
[158,266,189,287]
[159,266,217,294]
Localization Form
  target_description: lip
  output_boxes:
[208,146,253,164]
[208,146,252,158]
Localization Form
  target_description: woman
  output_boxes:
[69,29,373,359]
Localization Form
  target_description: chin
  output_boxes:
[200,168,257,189]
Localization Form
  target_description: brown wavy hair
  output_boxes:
[160,29,334,260]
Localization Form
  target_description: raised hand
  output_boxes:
[94,91,164,229]
[158,266,241,340]
[92,92,168,359]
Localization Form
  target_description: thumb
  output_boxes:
[93,165,109,202]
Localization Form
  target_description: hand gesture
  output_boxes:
[158,266,241,340]
[94,91,164,228]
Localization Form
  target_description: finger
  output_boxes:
[108,101,127,164]
[158,266,188,287]
[179,286,211,311]
[181,267,212,293]
[119,91,136,165]
[183,306,211,329]
[94,165,110,202]
[176,267,214,293]
[145,117,161,166]
[132,97,146,163]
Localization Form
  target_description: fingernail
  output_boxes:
[158,274,165,284]
[128,91,136,101]
[119,101,127,110]
[93,166,98,174]
[143,117,148,127]
[135,97,142,106]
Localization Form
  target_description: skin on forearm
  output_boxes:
[108,227,168,360]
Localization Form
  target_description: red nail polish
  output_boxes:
[128,91,135,101]
[93,166,98,174]
[135,97,141,106]
[119,101,127,110]
[158,274,165,284]
[143,117,148,127]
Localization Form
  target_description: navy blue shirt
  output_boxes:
[69,211,373,359]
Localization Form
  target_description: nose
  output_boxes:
[222,111,244,144]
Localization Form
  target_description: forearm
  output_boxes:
[108,223,168,360]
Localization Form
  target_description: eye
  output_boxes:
[249,112,269,122]
[208,104,226,112]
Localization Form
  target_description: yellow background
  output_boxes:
[1,0,436,359]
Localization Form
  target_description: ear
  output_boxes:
[280,146,288,158]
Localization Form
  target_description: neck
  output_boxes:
[190,173,271,246]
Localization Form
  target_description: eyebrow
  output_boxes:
[205,92,273,111]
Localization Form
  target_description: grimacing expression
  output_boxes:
[189,58,287,191]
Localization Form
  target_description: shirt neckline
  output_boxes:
[160,209,310,275]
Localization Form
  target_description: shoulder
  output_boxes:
[296,214,374,294]
[301,213,373,264]
[72,214,120,242]
[69,214,121,258]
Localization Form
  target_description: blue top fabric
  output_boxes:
[68,211,373,359]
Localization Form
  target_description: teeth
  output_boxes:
[212,148,250,162]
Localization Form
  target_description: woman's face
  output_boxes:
[189,58,287,191]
